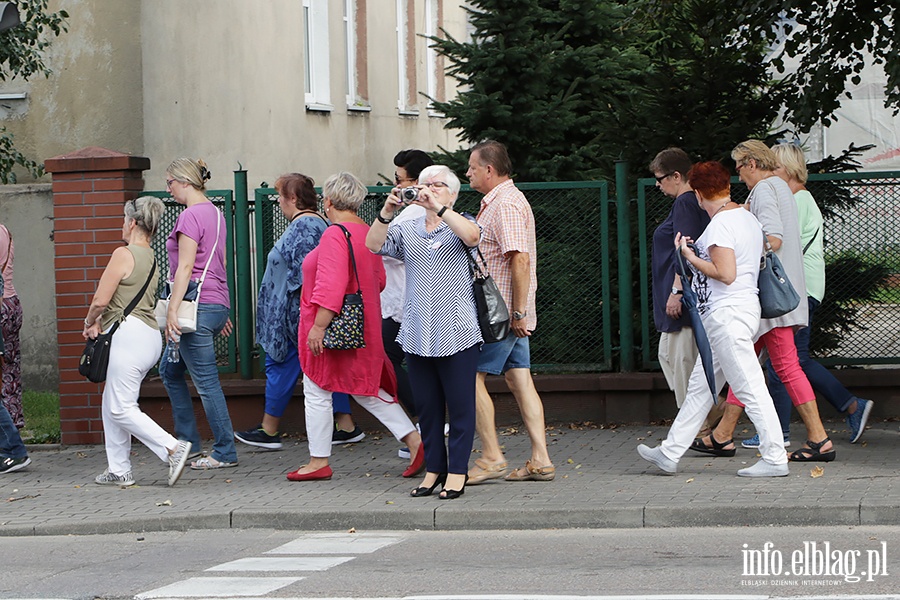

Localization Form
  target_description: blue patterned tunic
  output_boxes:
[256,214,327,362]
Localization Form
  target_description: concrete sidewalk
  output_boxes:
[2,421,898,536]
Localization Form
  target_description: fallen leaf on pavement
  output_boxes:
[810,466,824,478]
[567,458,574,464]
[155,500,172,506]
[348,527,356,533]
[685,478,694,483]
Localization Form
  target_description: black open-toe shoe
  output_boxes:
[411,473,447,497]
[438,474,468,500]
[689,434,736,457]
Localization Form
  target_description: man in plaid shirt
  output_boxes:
[465,140,555,484]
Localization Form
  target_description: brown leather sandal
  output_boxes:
[505,459,556,481]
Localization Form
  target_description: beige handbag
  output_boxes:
[155,209,221,333]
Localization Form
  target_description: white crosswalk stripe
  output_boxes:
[136,532,404,599]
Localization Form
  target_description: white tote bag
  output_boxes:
[155,209,221,333]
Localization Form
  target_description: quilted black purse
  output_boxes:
[79,259,157,383]
[322,224,366,350]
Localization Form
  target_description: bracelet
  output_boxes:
[437,206,448,218]
[84,318,93,327]
[376,212,393,225]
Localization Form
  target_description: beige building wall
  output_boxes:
[0,0,143,179]
[141,0,469,189]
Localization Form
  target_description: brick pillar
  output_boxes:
[44,147,151,445]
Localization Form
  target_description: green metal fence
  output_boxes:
[637,171,900,370]
[254,181,613,373]
[143,190,238,373]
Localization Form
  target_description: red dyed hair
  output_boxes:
[687,161,730,200]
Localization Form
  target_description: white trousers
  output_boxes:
[102,316,177,475]
[661,304,786,466]
[303,375,415,458]
[658,328,700,408]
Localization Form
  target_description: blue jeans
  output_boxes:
[0,401,26,459]
[160,303,238,463]
[767,296,855,437]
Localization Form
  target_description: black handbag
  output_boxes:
[322,224,366,350]
[758,233,801,319]
[79,259,157,383]
[467,247,511,343]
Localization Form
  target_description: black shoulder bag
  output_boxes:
[466,247,511,343]
[79,259,157,383]
[322,224,366,350]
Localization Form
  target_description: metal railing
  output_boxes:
[637,171,900,369]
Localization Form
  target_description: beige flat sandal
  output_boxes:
[504,459,556,482]
[467,458,508,485]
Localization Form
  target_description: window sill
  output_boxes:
[305,102,334,113]
[398,109,420,117]
[347,104,372,113]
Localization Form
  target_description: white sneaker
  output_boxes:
[95,469,135,487]
[168,440,191,486]
[737,459,789,477]
[637,444,677,474]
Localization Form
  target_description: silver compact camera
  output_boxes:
[400,187,419,203]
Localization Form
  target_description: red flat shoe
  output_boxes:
[401,444,425,478]
[286,465,333,481]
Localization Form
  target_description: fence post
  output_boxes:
[233,167,253,379]
[616,160,634,371]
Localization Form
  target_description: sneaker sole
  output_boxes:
[168,444,192,487]
[95,477,135,487]
[332,432,365,445]
[0,457,31,473]
[849,401,874,444]
[234,432,283,450]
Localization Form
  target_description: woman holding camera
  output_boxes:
[83,197,190,487]
[367,165,482,500]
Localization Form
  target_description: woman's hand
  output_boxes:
[307,324,326,356]
[165,310,182,342]
[412,187,443,213]
[385,188,406,213]
[674,232,696,259]
[83,322,101,340]
[220,318,234,337]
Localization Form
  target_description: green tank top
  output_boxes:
[101,245,158,331]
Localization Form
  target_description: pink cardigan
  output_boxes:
[299,222,397,399]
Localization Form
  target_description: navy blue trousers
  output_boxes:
[405,344,479,475]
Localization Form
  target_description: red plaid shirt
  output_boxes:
[476,179,538,330]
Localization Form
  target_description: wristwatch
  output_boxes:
[671,287,683,296]
[513,310,527,320]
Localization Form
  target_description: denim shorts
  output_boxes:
[477,335,531,375]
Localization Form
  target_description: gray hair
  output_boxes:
[125,196,166,238]
[323,171,367,212]
[167,157,211,191]
[418,165,461,197]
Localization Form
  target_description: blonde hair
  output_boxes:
[323,172,367,212]
[731,140,779,172]
[125,196,166,238]
[773,143,808,184]
[167,158,211,191]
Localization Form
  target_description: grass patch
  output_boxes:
[21,390,60,444]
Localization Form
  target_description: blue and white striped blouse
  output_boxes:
[378,214,483,357]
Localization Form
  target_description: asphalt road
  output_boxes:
[3,526,899,599]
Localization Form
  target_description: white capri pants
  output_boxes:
[102,315,177,475]
[303,374,415,458]
[660,303,786,466]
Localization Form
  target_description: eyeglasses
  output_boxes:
[424,181,449,190]
[166,178,177,188]
[655,172,674,184]
[735,163,745,173]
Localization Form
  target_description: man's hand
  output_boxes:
[511,319,531,338]
[665,293,683,319]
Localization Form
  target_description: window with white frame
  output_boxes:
[304,0,331,112]
[344,0,370,111]
[396,0,418,115]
